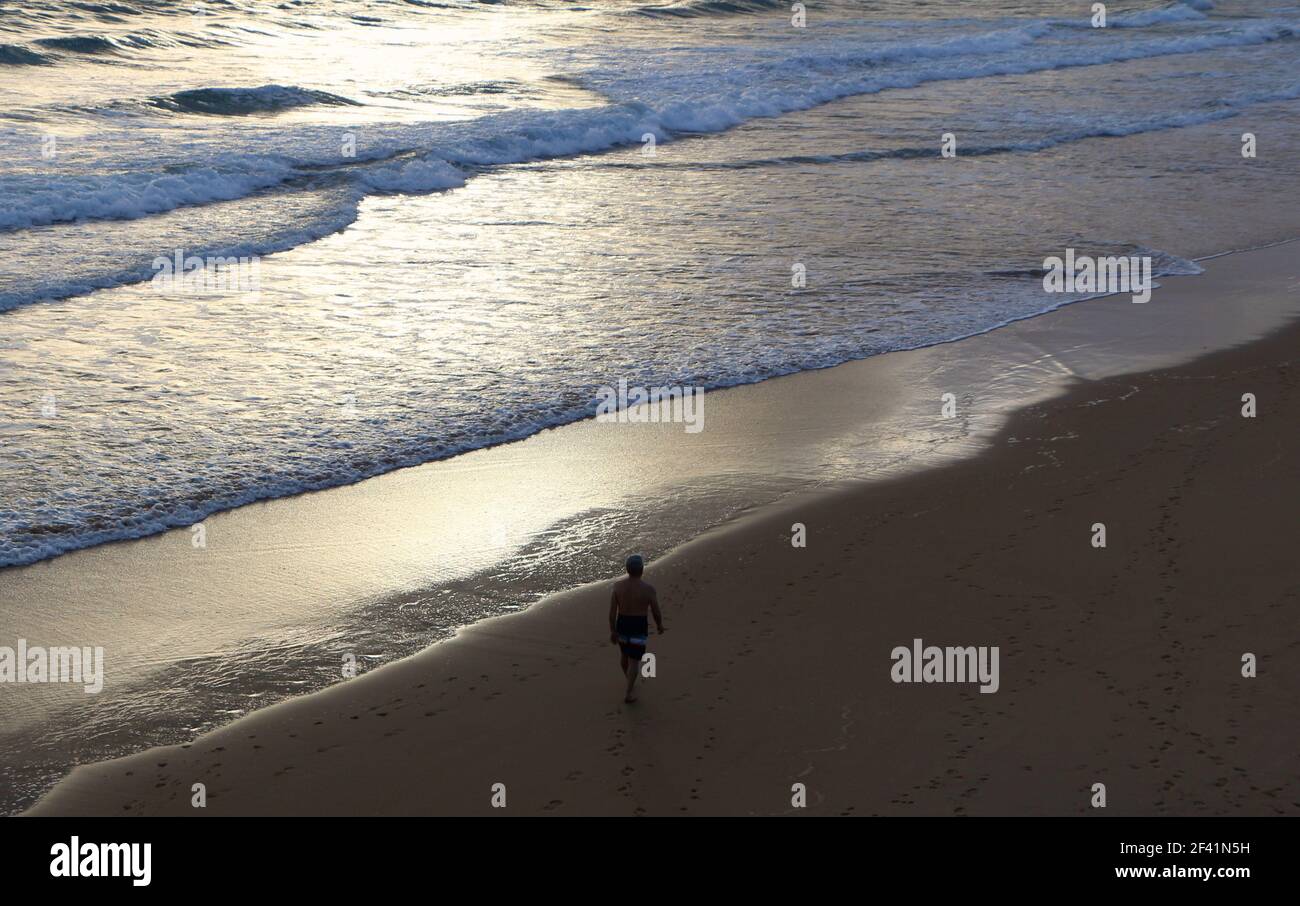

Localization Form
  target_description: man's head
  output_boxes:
[625,554,645,577]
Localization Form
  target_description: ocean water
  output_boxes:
[2,0,1299,567]
[2,0,1300,811]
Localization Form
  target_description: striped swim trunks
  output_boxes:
[616,614,649,659]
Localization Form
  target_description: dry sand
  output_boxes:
[29,271,1300,816]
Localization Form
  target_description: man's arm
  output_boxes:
[609,587,620,643]
[649,586,665,633]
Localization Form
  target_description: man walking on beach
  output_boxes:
[609,554,664,704]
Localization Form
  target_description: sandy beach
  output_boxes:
[26,242,1299,817]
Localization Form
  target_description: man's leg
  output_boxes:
[620,653,629,675]
[624,654,641,703]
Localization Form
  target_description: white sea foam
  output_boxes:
[1,12,1294,246]
[0,159,298,232]
[359,158,468,193]
[1053,4,1209,27]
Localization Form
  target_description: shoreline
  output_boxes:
[0,245,1240,575]
[24,242,1300,816]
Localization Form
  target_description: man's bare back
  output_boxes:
[611,575,659,620]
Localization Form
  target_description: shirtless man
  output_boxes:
[609,554,664,703]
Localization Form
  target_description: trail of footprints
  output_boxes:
[114,389,1292,814]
